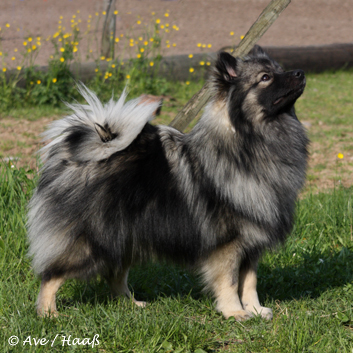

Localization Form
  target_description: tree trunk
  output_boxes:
[101,0,117,59]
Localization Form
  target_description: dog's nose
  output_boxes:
[293,70,305,78]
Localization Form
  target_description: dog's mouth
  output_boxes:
[273,79,306,105]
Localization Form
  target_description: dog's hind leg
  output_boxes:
[238,258,273,320]
[36,276,66,317]
[201,241,253,321]
[106,268,146,307]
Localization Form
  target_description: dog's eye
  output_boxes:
[261,74,271,82]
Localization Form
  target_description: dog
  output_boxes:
[27,46,308,320]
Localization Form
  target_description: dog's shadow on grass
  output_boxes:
[63,246,353,309]
[258,246,353,302]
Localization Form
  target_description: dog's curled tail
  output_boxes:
[40,84,161,162]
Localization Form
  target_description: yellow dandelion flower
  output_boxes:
[27,48,32,53]
[114,10,118,15]
[95,68,99,72]
[6,23,10,28]
[37,36,41,41]
[37,42,41,46]
[120,34,124,37]
[17,66,21,71]
[60,47,65,52]
[200,61,205,66]
[115,38,120,43]
[338,153,344,159]
[72,15,76,19]
[139,36,143,41]
[156,19,160,24]
[0,52,2,56]
[100,56,105,60]
[137,54,141,58]
[95,12,99,16]
[60,57,65,62]
[60,16,63,19]
[164,13,169,17]
[150,61,154,66]
[102,11,106,15]
[207,44,212,48]
[32,45,37,50]
[166,23,169,27]
[206,61,211,66]
[129,42,134,47]
[14,48,18,52]
[106,58,112,62]
[189,67,194,73]
[188,54,193,58]
[166,44,170,48]
[73,46,78,53]
[150,38,154,42]
[109,73,112,77]
[197,43,201,47]
[126,74,130,79]
[140,48,145,53]
[121,61,124,65]
[28,37,32,42]
[173,43,176,47]
[2,67,6,72]
[152,12,155,15]
[186,81,190,85]
[165,29,170,33]
[37,80,41,84]
[77,10,80,13]
[144,41,148,46]
[11,56,15,61]
[240,35,244,40]
[202,44,206,48]
[52,78,57,83]
[137,20,141,25]
[160,25,165,29]
[230,31,234,36]
[50,55,53,59]
[111,64,116,68]
[23,41,27,46]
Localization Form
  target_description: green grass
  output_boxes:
[0,160,353,352]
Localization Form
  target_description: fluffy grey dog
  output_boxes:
[27,46,308,320]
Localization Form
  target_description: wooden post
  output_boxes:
[169,0,291,132]
[101,0,117,59]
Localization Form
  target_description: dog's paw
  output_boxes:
[246,306,273,320]
[258,307,273,320]
[223,309,254,321]
[133,299,147,308]
[37,308,59,318]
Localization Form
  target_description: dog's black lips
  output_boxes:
[273,79,306,105]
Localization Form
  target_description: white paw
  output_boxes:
[222,309,254,321]
[246,306,273,320]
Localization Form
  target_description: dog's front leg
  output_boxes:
[201,241,252,321]
[238,258,273,320]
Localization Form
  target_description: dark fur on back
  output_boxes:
[27,47,309,313]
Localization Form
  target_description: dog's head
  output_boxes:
[212,46,306,127]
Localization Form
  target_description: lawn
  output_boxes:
[0,70,352,352]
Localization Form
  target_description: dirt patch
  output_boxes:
[0,0,352,68]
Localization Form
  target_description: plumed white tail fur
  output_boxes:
[40,83,161,162]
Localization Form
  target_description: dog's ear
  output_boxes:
[249,45,269,58]
[216,52,239,82]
